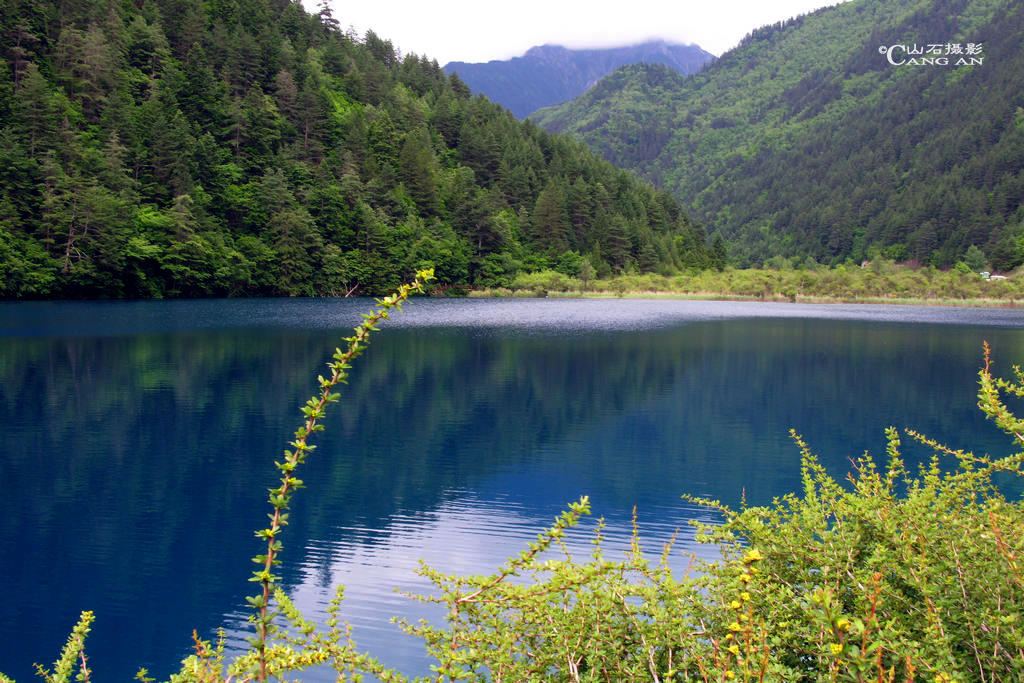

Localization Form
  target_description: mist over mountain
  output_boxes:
[531,0,1024,269]
[443,41,714,119]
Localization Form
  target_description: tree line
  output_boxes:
[0,0,716,298]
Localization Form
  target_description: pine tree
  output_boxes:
[531,178,570,253]
[398,126,439,215]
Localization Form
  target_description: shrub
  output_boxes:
[510,270,574,294]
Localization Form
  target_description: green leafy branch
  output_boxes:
[25,611,94,683]
[245,268,434,681]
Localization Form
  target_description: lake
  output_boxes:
[2,297,1022,680]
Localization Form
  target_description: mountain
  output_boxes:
[531,0,1024,269]
[0,0,714,299]
[442,41,714,119]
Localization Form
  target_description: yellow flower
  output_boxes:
[830,643,844,655]
[739,573,752,583]
[730,600,742,610]
[836,618,850,632]
[728,621,742,632]
[724,671,735,680]
[744,549,763,563]
[740,592,751,602]
[727,644,740,655]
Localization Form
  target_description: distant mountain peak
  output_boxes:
[524,44,570,57]
[443,41,714,118]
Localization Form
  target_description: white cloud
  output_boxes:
[309,0,848,64]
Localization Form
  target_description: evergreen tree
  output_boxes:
[531,178,570,253]
[398,126,439,215]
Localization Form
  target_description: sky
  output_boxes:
[309,0,849,65]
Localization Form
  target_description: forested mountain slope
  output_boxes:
[0,0,711,298]
[443,41,714,119]
[532,0,1024,269]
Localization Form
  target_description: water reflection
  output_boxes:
[1,299,1021,680]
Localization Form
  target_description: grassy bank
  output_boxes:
[468,263,1024,307]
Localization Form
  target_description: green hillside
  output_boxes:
[0,0,712,298]
[531,0,1024,269]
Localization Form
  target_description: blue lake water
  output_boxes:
[1,298,1022,680]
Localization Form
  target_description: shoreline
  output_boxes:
[465,288,1024,308]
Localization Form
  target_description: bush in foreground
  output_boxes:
[10,277,1023,682]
